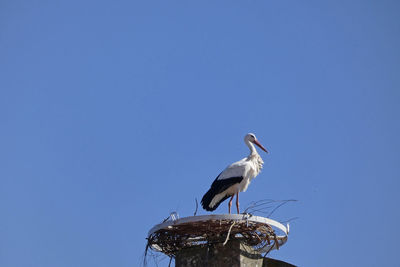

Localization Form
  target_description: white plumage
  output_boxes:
[201,133,268,214]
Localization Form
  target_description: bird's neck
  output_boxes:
[245,140,264,174]
[246,140,258,156]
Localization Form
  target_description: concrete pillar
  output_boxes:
[175,240,295,267]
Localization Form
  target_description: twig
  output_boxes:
[244,199,297,219]
[267,200,296,218]
[280,217,299,224]
[194,198,198,216]
[142,243,149,267]
[162,215,170,223]
[223,221,236,246]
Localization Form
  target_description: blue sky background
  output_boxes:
[1,1,399,266]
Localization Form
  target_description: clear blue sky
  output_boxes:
[1,1,399,266]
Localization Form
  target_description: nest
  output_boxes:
[147,216,287,257]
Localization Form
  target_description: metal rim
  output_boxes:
[148,214,289,237]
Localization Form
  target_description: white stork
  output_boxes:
[201,133,268,214]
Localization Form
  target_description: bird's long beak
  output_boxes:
[253,140,269,153]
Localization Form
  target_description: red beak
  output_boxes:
[253,139,268,153]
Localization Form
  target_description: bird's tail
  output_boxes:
[201,189,230,212]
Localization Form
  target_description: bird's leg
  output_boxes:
[236,192,240,214]
[228,195,234,214]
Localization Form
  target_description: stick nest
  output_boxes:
[147,218,285,256]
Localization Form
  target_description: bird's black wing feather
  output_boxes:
[201,174,243,211]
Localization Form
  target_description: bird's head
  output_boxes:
[245,133,268,153]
